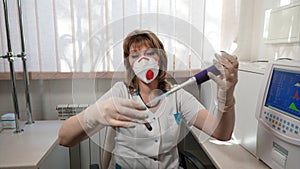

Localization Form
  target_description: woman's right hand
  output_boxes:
[59,97,147,147]
[96,97,148,127]
[80,97,148,131]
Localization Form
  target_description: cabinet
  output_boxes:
[39,145,70,169]
[264,4,300,43]
[0,121,69,169]
[233,62,265,156]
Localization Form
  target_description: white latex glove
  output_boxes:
[207,51,238,112]
[78,97,148,133]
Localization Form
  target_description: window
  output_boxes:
[0,0,240,73]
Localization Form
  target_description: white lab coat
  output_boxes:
[98,82,204,169]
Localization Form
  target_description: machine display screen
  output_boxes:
[265,68,300,120]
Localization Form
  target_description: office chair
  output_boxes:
[177,123,207,169]
[179,151,206,169]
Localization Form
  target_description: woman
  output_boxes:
[58,29,238,168]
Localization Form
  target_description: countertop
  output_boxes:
[191,127,270,169]
[238,61,268,75]
[0,120,63,169]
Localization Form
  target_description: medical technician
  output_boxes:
[58,29,239,168]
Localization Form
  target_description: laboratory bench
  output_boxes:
[0,122,271,169]
[191,127,270,169]
[0,120,69,169]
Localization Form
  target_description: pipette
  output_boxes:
[143,64,221,131]
[147,64,221,107]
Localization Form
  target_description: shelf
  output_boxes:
[0,69,200,80]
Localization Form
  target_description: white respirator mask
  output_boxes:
[133,56,159,84]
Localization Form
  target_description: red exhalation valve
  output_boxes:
[146,70,154,80]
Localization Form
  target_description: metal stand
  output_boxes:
[1,0,34,133]
[8,57,23,133]
[17,0,34,124]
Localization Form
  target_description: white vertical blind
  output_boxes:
[36,0,57,71]
[55,0,73,72]
[0,0,238,73]
[0,0,23,72]
[0,1,6,72]
[24,0,40,72]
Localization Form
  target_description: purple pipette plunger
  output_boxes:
[193,65,221,85]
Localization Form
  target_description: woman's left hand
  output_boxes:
[208,51,239,111]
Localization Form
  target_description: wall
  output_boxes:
[0,79,111,120]
[235,0,300,61]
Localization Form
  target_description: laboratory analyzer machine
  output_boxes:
[256,61,300,169]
